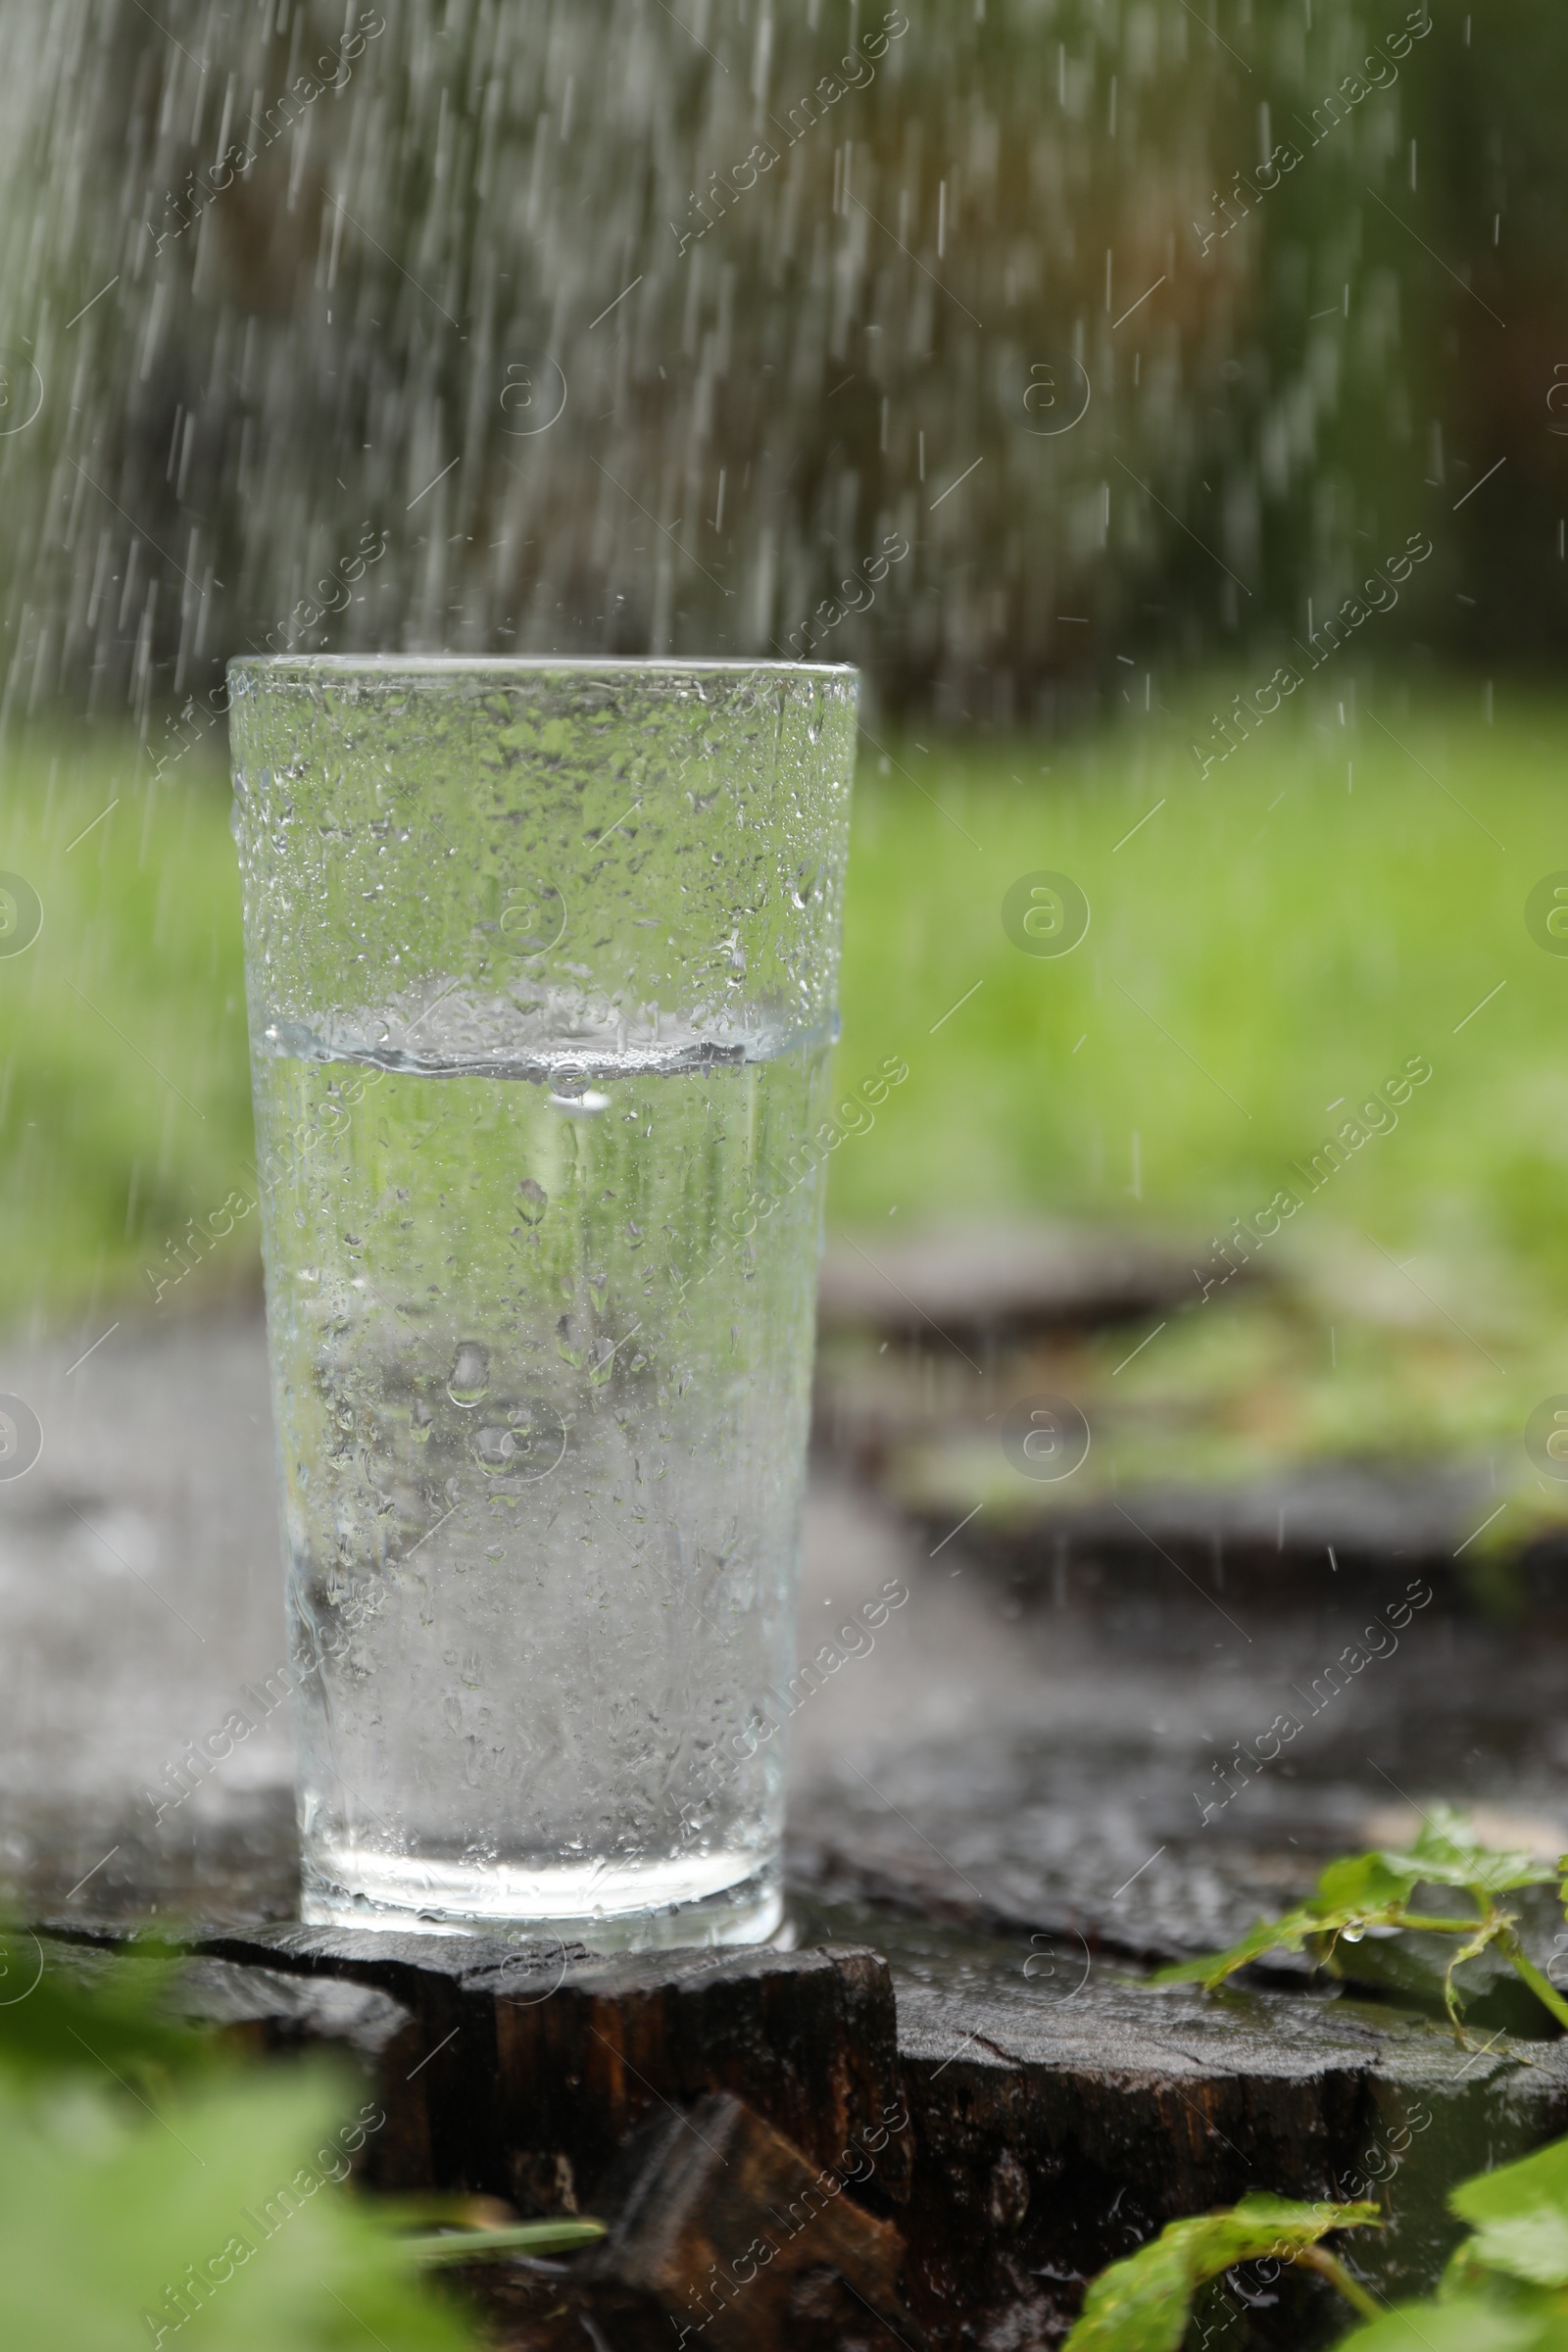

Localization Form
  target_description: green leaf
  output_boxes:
[1334,2292,1567,2352]
[1471,2223,1568,2300]
[405,2219,608,2264]
[1454,2137,1568,2230]
[1450,2140,1568,2287]
[1328,2132,1568,2349]
[0,2061,478,2350]
[0,1931,207,2089]
[1061,2195,1380,2352]
[1378,1806,1557,1898]
[1064,2222,1198,2352]
[1150,1808,1560,2001]
[1314,1852,1421,1912]
[1150,1907,1326,1988]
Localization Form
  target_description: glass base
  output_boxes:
[299,1840,785,1950]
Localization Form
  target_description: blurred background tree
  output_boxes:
[0,0,1508,731]
[3,0,1559,730]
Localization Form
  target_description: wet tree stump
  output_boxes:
[42,1882,1568,2351]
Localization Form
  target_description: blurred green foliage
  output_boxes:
[834,675,1566,1283]
[829,672,1565,1527]
[0,734,252,1328]
[0,1929,476,2352]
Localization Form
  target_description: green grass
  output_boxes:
[832,683,1568,1292]
[4,681,1567,1519]
[819,677,1568,1535]
[0,734,254,1330]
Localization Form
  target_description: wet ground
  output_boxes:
[4,1298,1567,1956]
[11,1298,1568,2344]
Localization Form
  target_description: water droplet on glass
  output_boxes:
[447,1342,490,1406]
[473,1400,567,1481]
[548,1061,607,1115]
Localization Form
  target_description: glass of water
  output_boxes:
[229,658,857,1943]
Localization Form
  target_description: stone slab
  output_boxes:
[818,1221,1226,1339]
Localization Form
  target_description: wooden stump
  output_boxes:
[585,2091,921,2350]
[182,1926,906,2211]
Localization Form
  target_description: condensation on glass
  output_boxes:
[229,657,857,1943]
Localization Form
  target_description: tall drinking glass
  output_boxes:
[228,658,857,1943]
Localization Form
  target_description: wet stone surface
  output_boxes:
[816,1221,1216,1343]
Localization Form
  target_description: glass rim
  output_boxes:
[226,654,858,680]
